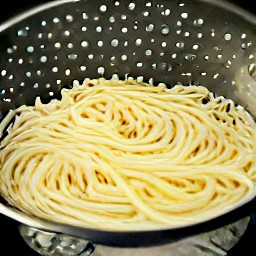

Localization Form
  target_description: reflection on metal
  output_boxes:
[19,217,250,256]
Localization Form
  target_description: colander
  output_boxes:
[1,0,256,255]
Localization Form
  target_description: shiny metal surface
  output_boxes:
[19,216,250,256]
[1,0,256,120]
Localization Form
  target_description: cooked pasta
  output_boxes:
[0,76,256,231]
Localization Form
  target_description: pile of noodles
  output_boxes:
[0,76,256,231]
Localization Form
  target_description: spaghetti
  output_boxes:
[0,76,256,231]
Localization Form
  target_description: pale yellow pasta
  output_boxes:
[0,76,256,231]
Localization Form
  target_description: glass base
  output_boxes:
[19,224,95,256]
[19,216,250,256]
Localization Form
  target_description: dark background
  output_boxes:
[0,0,256,255]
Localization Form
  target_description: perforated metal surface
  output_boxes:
[1,0,256,121]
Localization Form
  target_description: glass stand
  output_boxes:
[19,216,250,256]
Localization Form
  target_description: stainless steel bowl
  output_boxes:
[1,0,256,255]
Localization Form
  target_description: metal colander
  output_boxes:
[1,0,256,119]
[1,0,256,255]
